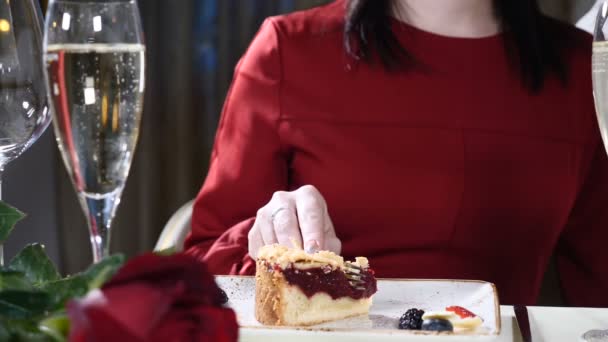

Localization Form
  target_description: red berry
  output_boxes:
[446,306,477,319]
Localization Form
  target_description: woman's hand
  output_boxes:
[248,185,342,259]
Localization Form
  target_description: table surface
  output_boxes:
[239,306,608,342]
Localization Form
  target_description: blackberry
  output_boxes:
[399,308,425,330]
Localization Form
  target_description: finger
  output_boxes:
[323,209,342,254]
[294,186,326,252]
[271,202,302,250]
[325,237,341,254]
[256,207,278,246]
[248,226,265,259]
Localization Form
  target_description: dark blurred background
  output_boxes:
[2,0,597,297]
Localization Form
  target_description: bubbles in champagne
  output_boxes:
[45,43,145,196]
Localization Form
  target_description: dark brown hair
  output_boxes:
[344,0,567,92]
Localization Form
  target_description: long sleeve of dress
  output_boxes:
[184,19,287,275]
[557,141,608,307]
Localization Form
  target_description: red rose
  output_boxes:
[67,253,238,342]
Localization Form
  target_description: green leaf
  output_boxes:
[41,275,89,311]
[39,314,69,342]
[0,319,54,342]
[0,291,50,319]
[35,255,126,314]
[81,254,125,290]
[0,270,32,291]
[8,244,60,286]
[13,329,53,342]
[0,321,9,341]
[0,299,31,319]
[0,202,25,243]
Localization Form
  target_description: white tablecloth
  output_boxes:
[514,306,608,342]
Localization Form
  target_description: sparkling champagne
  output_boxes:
[45,43,145,197]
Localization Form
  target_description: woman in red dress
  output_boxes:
[185,0,608,306]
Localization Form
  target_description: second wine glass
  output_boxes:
[43,0,146,263]
[0,0,51,265]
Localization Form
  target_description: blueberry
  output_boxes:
[218,288,229,304]
[421,318,454,332]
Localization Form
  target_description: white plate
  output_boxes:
[216,276,501,341]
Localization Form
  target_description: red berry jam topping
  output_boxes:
[270,263,377,300]
[446,306,477,319]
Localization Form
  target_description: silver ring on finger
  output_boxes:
[271,207,289,223]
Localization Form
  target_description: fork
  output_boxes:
[344,261,368,290]
[304,241,367,291]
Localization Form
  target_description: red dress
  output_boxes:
[185,1,608,306]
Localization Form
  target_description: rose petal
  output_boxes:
[68,282,173,340]
[150,306,238,342]
[104,253,224,306]
[68,306,141,342]
[68,253,238,341]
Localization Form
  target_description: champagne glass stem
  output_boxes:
[80,190,121,263]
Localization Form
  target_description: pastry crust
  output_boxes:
[254,245,375,327]
[255,259,284,325]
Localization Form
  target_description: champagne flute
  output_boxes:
[0,0,51,265]
[593,1,608,155]
[43,0,145,263]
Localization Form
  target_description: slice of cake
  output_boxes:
[255,244,377,326]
